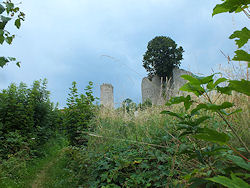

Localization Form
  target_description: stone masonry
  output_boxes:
[141,67,192,105]
[100,83,114,108]
[141,76,161,105]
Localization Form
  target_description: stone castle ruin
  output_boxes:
[141,76,162,105]
[100,68,192,107]
[141,67,192,105]
[100,83,114,108]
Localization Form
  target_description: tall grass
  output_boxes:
[71,63,250,186]
[92,88,249,145]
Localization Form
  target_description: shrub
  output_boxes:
[64,81,97,146]
[0,79,60,159]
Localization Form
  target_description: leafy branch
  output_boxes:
[162,73,250,187]
[0,0,25,68]
[213,0,250,68]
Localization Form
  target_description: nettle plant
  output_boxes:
[0,0,25,68]
[212,0,250,69]
[161,74,249,187]
[162,0,250,187]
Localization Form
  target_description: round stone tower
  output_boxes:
[100,83,114,108]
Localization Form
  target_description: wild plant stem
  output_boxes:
[227,144,249,162]
[216,110,250,154]
[204,89,249,154]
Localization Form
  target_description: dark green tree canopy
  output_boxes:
[143,36,184,80]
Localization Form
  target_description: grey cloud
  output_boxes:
[0,0,247,107]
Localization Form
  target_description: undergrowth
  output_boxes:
[0,133,68,188]
[64,90,249,187]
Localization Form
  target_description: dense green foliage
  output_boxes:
[163,74,250,187]
[0,79,60,159]
[0,1,249,187]
[62,2,250,188]
[0,0,25,68]
[64,81,97,146]
[0,80,97,187]
[143,36,184,80]
[66,144,175,187]
[158,1,250,186]
[63,111,182,187]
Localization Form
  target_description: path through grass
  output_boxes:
[0,135,77,188]
[31,147,77,188]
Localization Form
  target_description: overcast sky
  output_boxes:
[0,0,247,107]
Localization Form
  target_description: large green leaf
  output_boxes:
[191,104,207,115]
[193,128,230,145]
[0,56,18,68]
[15,18,21,29]
[0,29,4,44]
[207,77,227,90]
[190,178,214,188]
[5,2,14,14]
[0,56,9,67]
[232,50,250,62]
[179,131,193,138]
[207,174,250,188]
[227,155,250,171]
[5,35,14,44]
[197,74,215,84]
[181,74,215,85]
[181,74,200,84]
[0,15,11,29]
[230,27,250,48]
[0,4,5,14]
[180,74,218,96]
[212,0,249,16]
[166,95,193,111]
[229,79,250,96]
[160,110,184,120]
[193,116,211,126]
[16,61,20,67]
[216,86,233,95]
[213,77,227,86]
[221,108,242,116]
[230,173,250,188]
[191,102,234,115]
[202,146,228,157]
[180,83,205,97]
[207,102,234,110]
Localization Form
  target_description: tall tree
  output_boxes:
[143,36,184,80]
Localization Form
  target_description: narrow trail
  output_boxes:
[30,148,66,188]
[31,159,56,188]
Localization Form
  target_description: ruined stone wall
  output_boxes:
[141,76,161,105]
[141,67,192,105]
[100,83,114,108]
[171,67,193,96]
